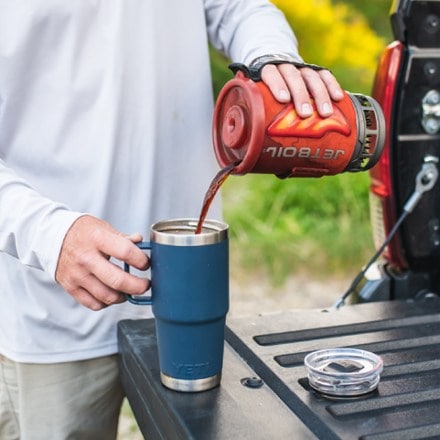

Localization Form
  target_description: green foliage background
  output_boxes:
[211,0,393,284]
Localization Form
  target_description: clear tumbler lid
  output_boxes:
[304,348,383,397]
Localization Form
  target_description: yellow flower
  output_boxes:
[271,0,385,92]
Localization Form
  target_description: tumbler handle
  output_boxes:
[124,241,152,305]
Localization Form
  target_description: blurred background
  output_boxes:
[118,1,395,437]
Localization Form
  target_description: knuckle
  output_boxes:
[279,63,301,77]
[107,274,125,291]
[74,290,105,311]
[118,241,135,261]
[319,68,335,81]
[300,67,319,79]
[89,224,105,243]
[262,63,278,75]
[293,89,312,104]
[261,65,282,84]
[102,294,116,305]
[76,251,95,268]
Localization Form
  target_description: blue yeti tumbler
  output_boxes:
[125,218,229,392]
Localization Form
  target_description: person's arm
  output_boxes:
[0,158,81,274]
[0,159,149,310]
[204,0,344,117]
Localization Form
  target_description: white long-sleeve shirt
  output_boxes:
[0,0,300,363]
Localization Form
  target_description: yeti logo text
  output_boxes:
[264,147,345,160]
[173,362,210,378]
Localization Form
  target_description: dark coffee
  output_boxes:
[195,162,238,234]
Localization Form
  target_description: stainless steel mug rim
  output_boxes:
[150,218,228,246]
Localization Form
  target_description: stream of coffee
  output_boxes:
[195,162,238,234]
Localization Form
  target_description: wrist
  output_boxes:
[230,54,329,81]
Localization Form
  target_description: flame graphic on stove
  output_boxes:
[267,103,351,138]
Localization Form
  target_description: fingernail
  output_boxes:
[322,103,332,115]
[278,90,290,101]
[301,103,312,115]
[334,89,345,99]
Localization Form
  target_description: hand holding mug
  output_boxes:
[56,215,149,310]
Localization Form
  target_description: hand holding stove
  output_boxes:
[253,54,345,117]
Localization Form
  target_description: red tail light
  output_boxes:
[370,41,407,268]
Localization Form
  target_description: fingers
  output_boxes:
[95,229,150,272]
[260,63,344,118]
[65,264,150,311]
[55,215,151,311]
[261,64,313,117]
[126,232,144,243]
[84,254,150,296]
[67,282,125,311]
[317,68,345,102]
